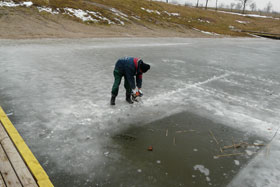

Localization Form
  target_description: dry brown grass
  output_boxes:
[6,0,280,37]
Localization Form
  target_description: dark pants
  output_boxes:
[111,69,131,96]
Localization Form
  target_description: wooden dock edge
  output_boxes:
[0,106,54,187]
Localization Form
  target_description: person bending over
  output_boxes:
[110,57,150,105]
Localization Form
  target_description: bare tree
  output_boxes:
[219,3,225,9]
[196,0,200,8]
[265,1,273,13]
[185,2,192,6]
[236,0,252,14]
[166,0,168,3]
[250,2,256,11]
[235,2,242,11]
[258,9,262,15]
[171,0,179,4]
[215,0,218,10]
[230,3,235,11]
[205,0,209,9]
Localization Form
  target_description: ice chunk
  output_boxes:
[234,160,240,166]
[103,151,109,156]
[194,165,210,176]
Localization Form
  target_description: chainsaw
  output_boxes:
[132,91,143,102]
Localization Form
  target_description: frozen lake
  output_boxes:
[0,38,279,187]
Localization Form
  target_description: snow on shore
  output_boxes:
[217,10,280,20]
[0,0,125,25]
[0,0,32,7]
[193,28,220,36]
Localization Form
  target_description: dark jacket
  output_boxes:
[115,57,143,89]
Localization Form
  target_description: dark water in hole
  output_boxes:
[107,111,265,187]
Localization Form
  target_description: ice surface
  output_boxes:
[0,38,279,186]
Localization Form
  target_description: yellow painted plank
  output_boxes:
[0,107,53,187]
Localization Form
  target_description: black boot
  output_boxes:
[110,95,116,105]
[126,92,133,104]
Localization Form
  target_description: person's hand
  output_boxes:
[132,89,137,95]
[132,89,139,102]
[138,89,143,97]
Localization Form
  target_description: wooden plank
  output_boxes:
[0,144,22,187]
[2,138,38,187]
[0,122,38,187]
[0,173,7,187]
[0,107,53,187]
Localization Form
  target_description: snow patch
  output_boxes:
[63,8,119,24]
[236,20,250,24]
[234,160,240,166]
[140,8,180,17]
[114,18,124,25]
[193,28,220,36]
[198,19,210,23]
[163,10,180,16]
[131,16,141,21]
[110,8,129,22]
[0,1,19,7]
[0,0,32,7]
[110,8,128,18]
[64,8,99,22]
[194,165,210,176]
[37,7,59,15]
[1,1,123,25]
[245,150,254,156]
[141,7,161,15]
[22,1,32,7]
[87,10,113,24]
